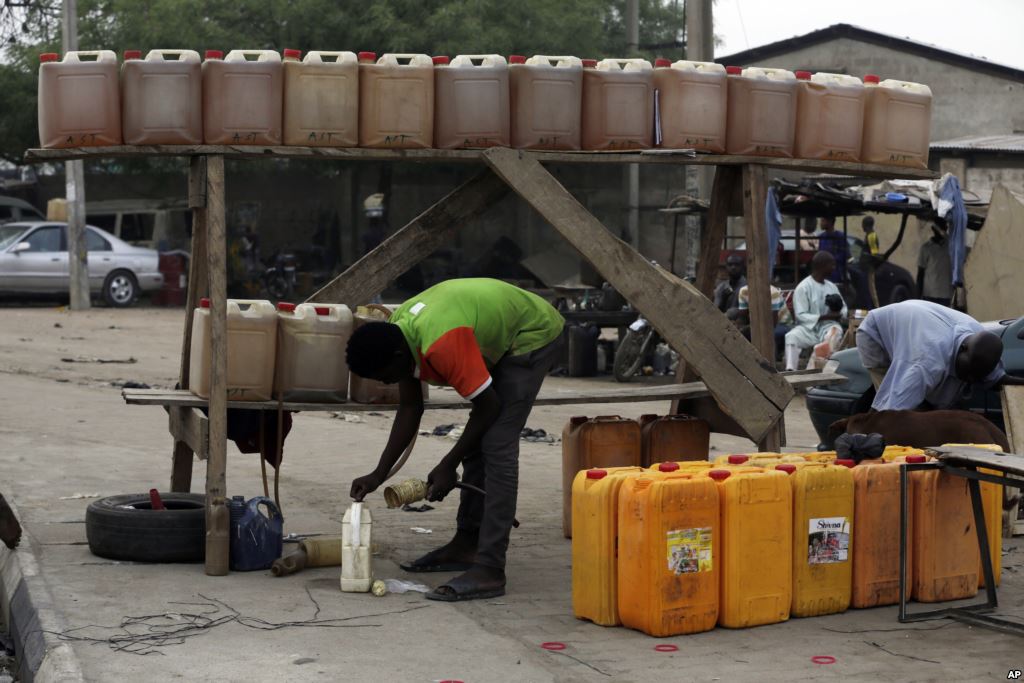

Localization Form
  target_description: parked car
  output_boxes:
[722,234,914,309]
[0,196,45,224]
[0,221,162,306]
[806,317,1024,448]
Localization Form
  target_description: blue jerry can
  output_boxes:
[229,495,284,571]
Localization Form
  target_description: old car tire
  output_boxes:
[102,269,138,307]
[888,284,911,305]
[86,493,205,562]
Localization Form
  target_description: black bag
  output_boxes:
[835,432,886,464]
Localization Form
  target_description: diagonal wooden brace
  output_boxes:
[306,169,509,308]
[483,147,793,442]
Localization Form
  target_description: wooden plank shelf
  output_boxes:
[24,145,939,179]
[124,370,844,413]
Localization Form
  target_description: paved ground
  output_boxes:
[1,306,1022,682]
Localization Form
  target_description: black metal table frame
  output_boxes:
[899,461,1024,635]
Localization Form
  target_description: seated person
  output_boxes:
[713,254,747,318]
[784,251,847,371]
[735,284,792,360]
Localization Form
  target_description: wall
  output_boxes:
[724,36,1024,141]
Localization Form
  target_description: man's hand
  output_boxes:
[426,462,459,502]
[820,311,842,321]
[350,471,385,502]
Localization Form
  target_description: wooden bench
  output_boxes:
[125,369,844,492]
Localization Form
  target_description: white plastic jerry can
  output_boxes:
[341,502,373,592]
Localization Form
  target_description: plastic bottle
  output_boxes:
[229,496,284,571]
[121,49,203,145]
[571,466,645,626]
[359,53,435,149]
[652,59,727,152]
[581,58,653,150]
[562,415,642,537]
[283,49,359,147]
[188,298,278,401]
[861,75,932,169]
[725,66,798,157]
[509,55,583,150]
[202,49,283,145]
[617,473,719,636]
[275,302,353,402]
[794,71,865,162]
[434,54,510,149]
[341,502,373,592]
[38,51,122,148]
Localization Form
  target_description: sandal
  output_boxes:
[425,572,506,602]
[400,545,474,573]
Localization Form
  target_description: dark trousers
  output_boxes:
[456,338,560,569]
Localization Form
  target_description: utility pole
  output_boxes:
[625,0,640,250]
[62,0,89,310]
[684,0,713,277]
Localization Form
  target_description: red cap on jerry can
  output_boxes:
[654,58,671,67]
[726,65,742,75]
[199,297,210,308]
[708,469,731,481]
[795,70,812,80]
[509,55,526,64]
[283,48,301,60]
[658,462,680,472]
[358,51,377,63]
[432,56,450,65]
[123,50,142,60]
[835,459,856,468]
[864,74,880,84]
[776,464,796,475]
[587,469,608,480]
[40,53,59,63]
[276,302,296,312]
[205,50,223,60]
[727,454,749,465]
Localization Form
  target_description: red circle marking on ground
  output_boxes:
[812,655,837,665]
[541,642,567,651]
[654,644,679,652]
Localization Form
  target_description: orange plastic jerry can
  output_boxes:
[850,460,912,608]
[617,473,719,637]
[571,466,645,626]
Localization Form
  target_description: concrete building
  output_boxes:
[930,134,1024,198]
[717,23,1024,142]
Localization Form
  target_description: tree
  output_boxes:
[0,0,689,163]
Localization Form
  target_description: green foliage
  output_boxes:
[0,0,688,164]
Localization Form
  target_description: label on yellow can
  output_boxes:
[667,527,712,574]
[808,517,850,564]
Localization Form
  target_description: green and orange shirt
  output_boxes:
[390,279,564,399]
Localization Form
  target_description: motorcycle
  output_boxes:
[261,251,297,301]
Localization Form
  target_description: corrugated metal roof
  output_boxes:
[930,135,1024,154]
[717,24,1024,83]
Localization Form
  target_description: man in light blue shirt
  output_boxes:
[856,300,1023,411]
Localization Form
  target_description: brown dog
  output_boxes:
[828,409,1010,452]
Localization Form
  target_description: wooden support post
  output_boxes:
[307,170,509,308]
[170,156,210,493]
[204,155,229,576]
[484,148,792,442]
[742,164,783,451]
[671,165,740,409]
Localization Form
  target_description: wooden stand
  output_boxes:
[26,145,934,574]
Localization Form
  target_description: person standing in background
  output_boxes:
[918,225,953,306]
[816,216,849,285]
[862,216,880,256]
[713,254,747,317]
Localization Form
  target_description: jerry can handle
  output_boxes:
[450,55,507,68]
[378,54,432,67]
[225,49,282,63]
[247,496,282,520]
[531,55,583,68]
[146,49,201,63]
[304,51,357,64]
[63,50,117,63]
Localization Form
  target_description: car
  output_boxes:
[806,317,1024,448]
[0,196,45,224]
[0,221,163,307]
[722,234,915,309]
